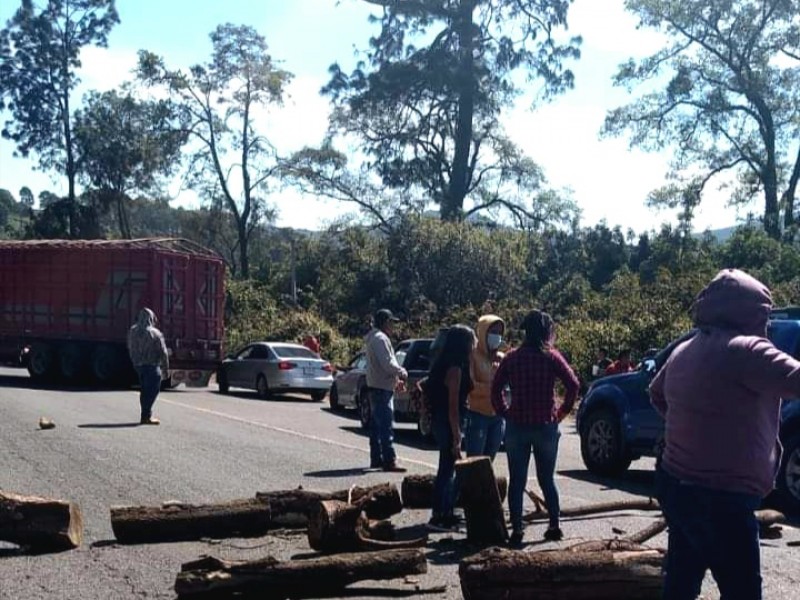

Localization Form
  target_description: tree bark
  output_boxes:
[175,548,428,598]
[255,483,402,526]
[524,498,661,522]
[110,498,271,544]
[0,490,83,552]
[459,546,664,600]
[455,457,508,546]
[401,474,507,509]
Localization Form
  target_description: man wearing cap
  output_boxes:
[365,309,408,472]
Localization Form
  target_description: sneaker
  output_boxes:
[140,417,160,426]
[426,516,460,533]
[382,462,407,473]
[543,526,563,541]
[509,530,524,547]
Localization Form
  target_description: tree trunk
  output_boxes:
[459,546,664,600]
[255,483,402,526]
[175,548,428,598]
[237,219,250,279]
[110,498,271,544]
[401,473,507,509]
[455,457,508,546]
[0,490,83,552]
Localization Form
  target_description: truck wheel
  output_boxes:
[59,343,85,381]
[92,344,122,385]
[328,383,341,411]
[358,390,371,430]
[28,343,55,381]
[580,409,632,476]
[776,432,800,514]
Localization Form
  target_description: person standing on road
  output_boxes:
[491,310,580,546]
[466,315,506,460]
[605,348,634,375]
[365,309,408,472]
[650,269,800,600]
[127,307,169,426]
[422,324,475,531]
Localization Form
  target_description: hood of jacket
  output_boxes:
[476,314,504,356]
[135,307,156,329]
[692,269,772,337]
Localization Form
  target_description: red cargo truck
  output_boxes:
[0,238,225,387]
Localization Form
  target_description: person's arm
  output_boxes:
[735,338,800,398]
[552,351,580,420]
[156,331,169,372]
[445,366,463,459]
[649,362,668,417]
[490,355,511,415]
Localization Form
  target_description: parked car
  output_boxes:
[217,342,333,401]
[576,310,800,513]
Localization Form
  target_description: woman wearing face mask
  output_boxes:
[465,315,506,460]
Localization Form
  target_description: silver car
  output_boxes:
[217,342,333,401]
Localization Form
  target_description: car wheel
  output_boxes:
[218,370,229,394]
[311,390,326,403]
[580,408,632,476]
[776,432,800,513]
[358,390,371,430]
[417,410,434,442]
[256,374,269,399]
[329,384,341,411]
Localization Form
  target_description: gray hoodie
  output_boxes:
[650,269,800,497]
[364,328,407,392]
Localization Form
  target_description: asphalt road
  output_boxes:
[2,366,799,599]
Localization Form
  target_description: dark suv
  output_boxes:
[576,310,800,513]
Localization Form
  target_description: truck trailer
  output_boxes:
[0,238,225,387]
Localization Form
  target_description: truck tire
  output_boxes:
[580,408,632,476]
[776,432,800,514]
[92,344,123,386]
[59,343,86,381]
[28,343,55,381]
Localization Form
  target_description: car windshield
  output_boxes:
[272,345,318,359]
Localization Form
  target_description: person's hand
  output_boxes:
[395,380,407,393]
[555,406,568,423]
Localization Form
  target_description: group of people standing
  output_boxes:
[362,306,580,544]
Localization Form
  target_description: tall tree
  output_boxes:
[18,186,34,207]
[322,0,580,221]
[137,23,291,278]
[604,0,800,239]
[0,0,119,237]
[74,89,187,238]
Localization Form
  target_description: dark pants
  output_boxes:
[368,388,396,467]
[656,466,762,600]
[136,365,162,421]
[505,421,561,532]
[431,412,466,519]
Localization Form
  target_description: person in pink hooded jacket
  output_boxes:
[650,269,800,600]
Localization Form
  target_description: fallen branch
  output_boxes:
[523,498,661,522]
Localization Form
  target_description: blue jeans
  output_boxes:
[505,421,561,532]
[465,410,505,460]
[136,365,162,421]
[368,388,397,467]
[431,411,466,519]
[656,466,762,600]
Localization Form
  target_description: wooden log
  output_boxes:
[175,548,428,598]
[524,498,661,522]
[401,473,508,509]
[455,457,508,546]
[255,483,402,526]
[0,490,83,552]
[110,498,271,544]
[459,546,664,600]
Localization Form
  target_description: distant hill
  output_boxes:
[694,225,737,243]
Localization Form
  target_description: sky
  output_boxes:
[0,0,760,234]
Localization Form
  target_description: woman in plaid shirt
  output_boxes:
[491,310,580,546]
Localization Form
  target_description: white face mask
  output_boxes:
[487,333,502,351]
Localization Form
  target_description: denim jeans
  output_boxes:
[368,388,397,467]
[431,411,466,519]
[136,364,162,421]
[505,421,561,532]
[656,466,762,600]
[465,410,505,460]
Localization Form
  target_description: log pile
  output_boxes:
[175,548,428,598]
[0,490,83,552]
[401,473,507,509]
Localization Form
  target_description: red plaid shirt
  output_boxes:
[490,346,580,425]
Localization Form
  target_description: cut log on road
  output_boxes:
[255,483,402,526]
[308,500,426,553]
[175,548,428,598]
[459,545,664,600]
[0,490,83,552]
[524,497,661,522]
[401,473,508,509]
[455,457,508,546]
[110,498,271,544]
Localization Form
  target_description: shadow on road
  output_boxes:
[216,390,320,404]
[559,468,656,497]
[339,425,437,452]
[304,467,370,478]
[0,373,120,393]
[78,423,141,429]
